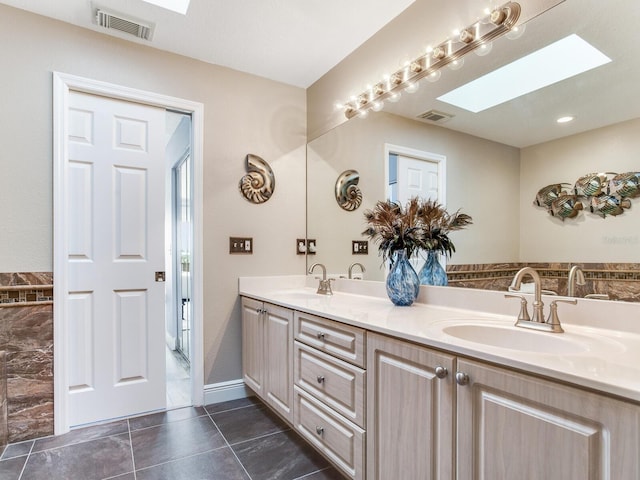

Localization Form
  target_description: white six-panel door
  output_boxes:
[397,154,440,205]
[66,91,166,426]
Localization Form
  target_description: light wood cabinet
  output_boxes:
[293,310,367,480]
[456,358,640,480]
[241,297,293,422]
[366,332,455,480]
[295,311,366,368]
[243,296,640,480]
[294,386,365,479]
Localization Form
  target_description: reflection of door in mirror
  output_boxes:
[385,144,447,272]
[384,144,445,205]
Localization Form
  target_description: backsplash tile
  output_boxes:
[448,263,640,302]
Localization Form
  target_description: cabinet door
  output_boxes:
[241,297,264,396]
[264,303,294,422]
[367,333,454,480]
[456,358,640,480]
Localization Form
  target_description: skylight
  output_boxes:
[142,0,191,15]
[436,34,611,113]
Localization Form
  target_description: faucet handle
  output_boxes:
[504,294,531,322]
[545,298,577,332]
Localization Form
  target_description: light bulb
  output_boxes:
[356,109,368,119]
[404,82,419,94]
[506,23,526,40]
[371,101,384,112]
[474,41,493,56]
[426,70,441,83]
[448,58,464,71]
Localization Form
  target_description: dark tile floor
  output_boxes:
[0,397,347,480]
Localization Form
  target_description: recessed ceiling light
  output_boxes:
[557,116,575,123]
[142,0,191,15]
[436,34,611,113]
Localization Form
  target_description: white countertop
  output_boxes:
[239,275,640,403]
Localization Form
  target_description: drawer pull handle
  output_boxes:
[434,366,448,379]
[316,375,325,384]
[315,426,324,436]
[316,332,326,340]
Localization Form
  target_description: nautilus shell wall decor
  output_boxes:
[534,171,640,220]
[239,154,275,204]
[335,169,363,211]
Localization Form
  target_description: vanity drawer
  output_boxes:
[294,386,365,480]
[294,311,366,367]
[294,341,365,428]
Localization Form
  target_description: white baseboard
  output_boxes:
[203,379,251,406]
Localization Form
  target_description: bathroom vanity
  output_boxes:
[240,276,640,479]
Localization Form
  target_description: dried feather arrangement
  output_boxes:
[362,197,472,262]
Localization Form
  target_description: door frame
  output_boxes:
[53,72,205,434]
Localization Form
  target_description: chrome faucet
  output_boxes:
[308,263,333,295]
[348,262,366,279]
[567,265,586,297]
[506,267,576,333]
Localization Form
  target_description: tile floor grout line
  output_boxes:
[127,419,138,480]
[131,445,228,475]
[16,440,34,480]
[204,401,262,416]
[226,426,293,448]
[293,466,336,479]
[205,411,254,480]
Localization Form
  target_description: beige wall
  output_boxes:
[0,5,306,384]
[520,118,640,263]
[307,112,521,280]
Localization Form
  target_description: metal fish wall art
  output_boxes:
[534,183,570,208]
[335,169,363,211]
[239,154,275,204]
[550,195,584,220]
[590,194,632,218]
[607,172,640,198]
[573,172,609,197]
[535,171,639,220]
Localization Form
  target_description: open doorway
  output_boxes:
[53,72,205,434]
[166,111,193,409]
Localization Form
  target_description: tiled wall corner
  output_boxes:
[0,273,54,443]
[0,351,7,451]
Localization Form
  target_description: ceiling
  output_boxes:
[381,0,640,147]
[0,0,414,88]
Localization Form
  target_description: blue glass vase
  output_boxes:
[386,250,420,306]
[418,250,448,286]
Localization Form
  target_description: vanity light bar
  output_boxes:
[342,1,522,120]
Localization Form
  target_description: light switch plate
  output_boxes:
[352,240,369,255]
[230,237,253,254]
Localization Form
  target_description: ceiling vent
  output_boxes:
[95,8,154,40]
[417,110,454,124]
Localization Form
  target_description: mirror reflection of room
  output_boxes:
[306,0,640,301]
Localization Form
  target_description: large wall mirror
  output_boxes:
[306,0,640,299]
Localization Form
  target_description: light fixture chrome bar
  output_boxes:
[343,1,522,119]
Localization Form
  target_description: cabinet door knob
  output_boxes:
[316,332,326,340]
[316,375,325,384]
[315,426,324,436]
[434,366,448,379]
[455,371,470,386]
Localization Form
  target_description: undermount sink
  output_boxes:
[442,324,589,354]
